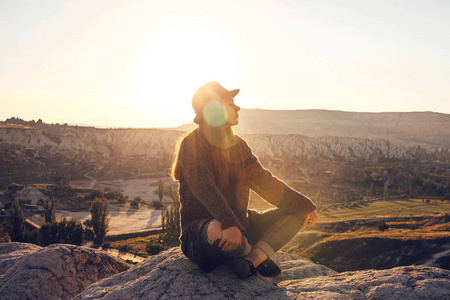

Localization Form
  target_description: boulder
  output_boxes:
[1,244,449,299]
[74,247,332,300]
[0,243,130,300]
[0,242,42,275]
[279,265,450,299]
[74,247,450,299]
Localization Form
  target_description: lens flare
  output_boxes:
[203,100,228,127]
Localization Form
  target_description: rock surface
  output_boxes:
[0,243,130,300]
[75,247,450,300]
[1,243,449,299]
[0,242,42,275]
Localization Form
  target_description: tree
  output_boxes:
[315,190,322,211]
[90,197,109,245]
[158,179,164,202]
[384,180,390,201]
[133,196,142,203]
[43,197,56,223]
[39,218,84,246]
[90,189,104,199]
[162,186,181,234]
[369,183,374,197]
[118,194,126,204]
[130,200,139,208]
[10,202,26,242]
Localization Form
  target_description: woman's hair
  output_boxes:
[171,124,249,189]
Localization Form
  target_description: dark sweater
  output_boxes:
[177,128,316,271]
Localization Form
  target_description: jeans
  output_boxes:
[201,208,305,260]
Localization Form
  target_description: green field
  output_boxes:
[318,198,449,223]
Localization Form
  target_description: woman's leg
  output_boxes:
[200,219,250,259]
[244,209,305,267]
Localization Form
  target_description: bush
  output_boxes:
[119,244,133,252]
[84,228,95,241]
[130,200,139,208]
[90,189,104,199]
[104,190,122,200]
[151,200,164,209]
[145,241,166,255]
[377,221,390,232]
[118,195,126,204]
[39,218,84,246]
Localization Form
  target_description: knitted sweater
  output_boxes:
[177,128,316,271]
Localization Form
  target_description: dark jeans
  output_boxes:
[201,208,305,260]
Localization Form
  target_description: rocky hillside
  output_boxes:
[1,243,449,299]
[2,118,449,200]
[177,109,450,147]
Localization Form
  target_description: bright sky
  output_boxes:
[1,0,449,128]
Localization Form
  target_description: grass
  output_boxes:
[317,198,450,223]
[283,198,450,258]
[108,232,180,257]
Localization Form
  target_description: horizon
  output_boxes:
[3,108,449,130]
[2,1,450,128]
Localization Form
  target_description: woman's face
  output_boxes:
[221,94,241,126]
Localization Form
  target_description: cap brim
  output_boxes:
[229,89,239,98]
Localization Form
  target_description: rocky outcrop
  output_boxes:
[1,123,448,173]
[0,242,42,275]
[74,247,336,300]
[0,243,449,299]
[277,266,450,299]
[0,243,130,300]
[75,247,450,300]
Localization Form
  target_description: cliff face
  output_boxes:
[1,120,448,191]
[1,243,448,300]
[1,123,448,167]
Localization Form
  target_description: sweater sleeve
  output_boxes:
[243,153,316,215]
[178,136,244,230]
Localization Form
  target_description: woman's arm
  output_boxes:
[242,153,317,215]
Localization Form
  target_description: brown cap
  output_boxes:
[192,81,239,124]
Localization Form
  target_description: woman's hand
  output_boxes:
[303,210,318,227]
[219,226,242,251]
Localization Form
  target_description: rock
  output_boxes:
[74,247,334,300]
[74,247,450,299]
[278,266,450,300]
[1,244,449,299]
[0,242,42,275]
[0,244,130,300]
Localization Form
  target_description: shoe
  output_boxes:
[228,257,257,279]
[255,258,281,277]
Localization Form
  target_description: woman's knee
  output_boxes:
[206,219,223,243]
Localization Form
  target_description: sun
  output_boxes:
[131,24,239,125]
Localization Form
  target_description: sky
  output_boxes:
[1,0,449,128]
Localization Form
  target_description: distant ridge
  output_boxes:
[171,109,450,147]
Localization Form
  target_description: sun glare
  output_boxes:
[132,24,239,125]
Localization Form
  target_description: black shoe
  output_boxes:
[228,257,257,279]
[255,258,281,277]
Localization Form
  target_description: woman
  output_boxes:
[172,81,318,279]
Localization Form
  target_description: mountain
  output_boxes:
[174,109,450,147]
